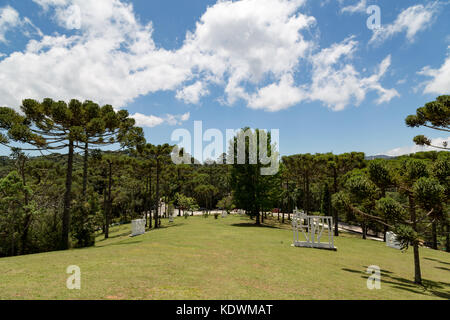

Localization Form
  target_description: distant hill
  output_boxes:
[365,155,397,160]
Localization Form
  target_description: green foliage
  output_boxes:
[393,224,420,250]
[217,194,235,213]
[0,171,30,256]
[321,183,331,216]
[406,95,449,150]
[375,197,407,223]
[70,201,97,248]
[413,177,445,219]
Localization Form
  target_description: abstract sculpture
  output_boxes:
[291,209,337,251]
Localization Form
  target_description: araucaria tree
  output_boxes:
[229,128,280,225]
[0,98,143,249]
[406,95,449,150]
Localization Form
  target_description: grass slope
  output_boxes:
[0,215,449,300]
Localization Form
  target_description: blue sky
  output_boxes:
[0,0,449,157]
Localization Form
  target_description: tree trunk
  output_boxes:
[362,222,367,240]
[82,141,89,199]
[149,169,152,228]
[305,173,310,214]
[155,159,160,229]
[20,160,31,255]
[381,189,387,242]
[445,222,450,253]
[409,194,422,285]
[333,167,339,236]
[255,211,260,225]
[61,139,74,250]
[431,221,438,250]
[102,188,106,234]
[105,161,112,239]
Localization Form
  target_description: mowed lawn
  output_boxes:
[0,215,449,300]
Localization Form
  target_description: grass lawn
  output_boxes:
[0,215,449,300]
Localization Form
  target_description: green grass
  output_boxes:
[0,215,449,300]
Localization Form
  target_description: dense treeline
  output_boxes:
[0,96,448,286]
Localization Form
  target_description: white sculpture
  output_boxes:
[386,231,402,250]
[131,219,146,237]
[291,209,337,251]
[169,214,174,222]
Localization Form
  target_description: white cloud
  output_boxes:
[0,5,42,43]
[248,74,307,111]
[341,0,367,14]
[370,3,439,45]
[131,112,190,128]
[419,50,450,95]
[0,0,191,109]
[179,0,315,105]
[308,39,399,111]
[0,0,398,113]
[0,6,21,42]
[176,81,209,104]
[384,137,450,157]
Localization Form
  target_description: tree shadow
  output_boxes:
[152,222,186,230]
[435,266,450,272]
[424,257,450,266]
[342,266,450,299]
[96,231,131,242]
[230,223,278,229]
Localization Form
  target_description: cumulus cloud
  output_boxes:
[370,3,439,45]
[131,112,190,128]
[340,0,367,14]
[419,50,450,95]
[0,0,398,113]
[248,74,307,111]
[176,81,209,105]
[384,137,450,157]
[308,38,399,111]
[178,0,315,106]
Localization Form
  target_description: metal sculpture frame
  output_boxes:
[291,209,337,251]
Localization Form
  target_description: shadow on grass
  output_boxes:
[424,257,450,266]
[342,266,450,299]
[109,240,143,246]
[230,223,279,229]
[152,222,186,230]
[435,266,450,272]
[96,231,131,243]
